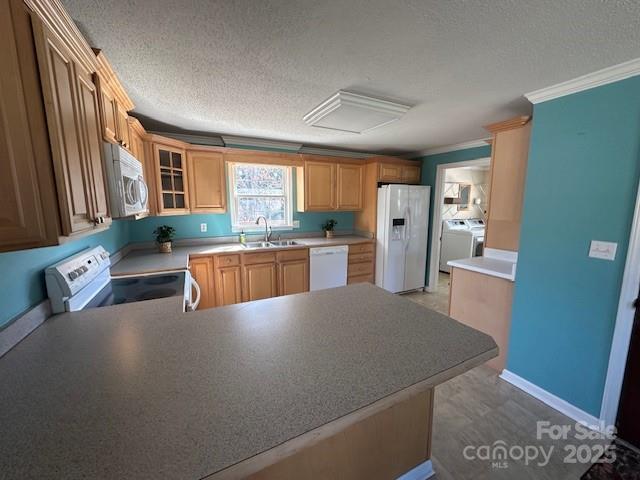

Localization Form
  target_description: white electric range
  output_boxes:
[45,246,200,314]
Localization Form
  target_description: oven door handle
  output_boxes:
[188,277,201,311]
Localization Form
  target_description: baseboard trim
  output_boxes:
[500,370,602,430]
[397,459,434,480]
[0,299,51,358]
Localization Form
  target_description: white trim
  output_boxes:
[427,158,491,292]
[396,459,434,480]
[412,138,491,158]
[0,300,51,358]
[525,57,640,104]
[484,248,518,263]
[221,135,303,152]
[227,162,294,232]
[500,370,602,431]
[599,175,640,428]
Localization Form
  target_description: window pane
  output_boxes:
[237,197,286,224]
[234,164,285,195]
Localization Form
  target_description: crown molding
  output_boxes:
[525,57,640,104]
[298,146,372,159]
[484,115,531,134]
[150,131,224,147]
[93,49,135,111]
[411,138,491,158]
[221,135,302,152]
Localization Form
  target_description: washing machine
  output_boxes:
[439,218,485,273]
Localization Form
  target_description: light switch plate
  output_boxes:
[200,223,207,233]
[589,240,617,261]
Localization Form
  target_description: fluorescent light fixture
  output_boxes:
[303,91,411,134]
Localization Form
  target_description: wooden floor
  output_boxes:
[404,283,596,479]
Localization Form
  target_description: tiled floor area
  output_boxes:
[404,277,597,479]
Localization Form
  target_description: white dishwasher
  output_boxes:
[309,246,349,291]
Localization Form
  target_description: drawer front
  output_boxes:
[348,261,374,276]
[348,252,374,264]
[349,243,374,255]
[215,254,240,267]
[243,251,277,265]
[347,273,374,284]
[277,248,309,262]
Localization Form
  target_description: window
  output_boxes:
[229,163,293,231]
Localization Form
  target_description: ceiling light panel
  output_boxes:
[303,91,411,134]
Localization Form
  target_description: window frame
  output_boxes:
[228,162,294,232]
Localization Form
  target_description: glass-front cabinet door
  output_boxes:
[154,143,190,214]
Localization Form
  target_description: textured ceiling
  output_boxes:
[62,0,640,155]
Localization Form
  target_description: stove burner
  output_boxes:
[113,278,139,286]
[135,288,178,301]
[143,275,179,286]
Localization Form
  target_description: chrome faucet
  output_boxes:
[255,216,272,242]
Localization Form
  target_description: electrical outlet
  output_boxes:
[292,220,300,228]
[200,223,207,233]
[589,240,617,261]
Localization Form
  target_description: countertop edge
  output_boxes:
[205,346,499,480]
[447,258,516,281]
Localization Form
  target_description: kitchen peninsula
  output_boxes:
[0,283,497,479]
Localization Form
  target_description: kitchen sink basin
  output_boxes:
[243,241,276,249]
[269,240,299,247]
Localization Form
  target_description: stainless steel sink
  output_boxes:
[269,240,299,247]
[243,241,276,249]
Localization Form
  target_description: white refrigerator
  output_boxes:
[375,185,431,293]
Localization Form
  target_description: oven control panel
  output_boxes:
[45,246,111,298]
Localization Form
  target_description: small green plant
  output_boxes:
[153,225,176,244]
[322,219,338,232]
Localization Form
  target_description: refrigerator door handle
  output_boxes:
[404,207,411,250]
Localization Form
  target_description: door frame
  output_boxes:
[600,176,640,428]
[426,158,491,292]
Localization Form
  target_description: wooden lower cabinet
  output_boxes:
[243,260,278,302]
[241,388,433,479]
[448,267,513,371]
[347,242,375,284]
[277,249,309,296]
[189,256,215,310]
[214,254,242,306]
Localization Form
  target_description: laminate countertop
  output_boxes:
[0,283,496,479]
[110,236,373,276]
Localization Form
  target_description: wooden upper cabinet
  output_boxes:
[32,16,108,235]
[115,104,131,150]
[94,75,118,143]
[153,142,190,215]
[75,64,110,225]
[401,164,421,184]
[298,160,336,211]
[189,256,215,310]
[378,163,402,182]
[336,163,364,210]
[187,150,227,213]
[0,0,59,252]
[483,116,531,252]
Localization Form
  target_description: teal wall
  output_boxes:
[508,76,640,417]
[0,220,131,329]
[417,145,492,285]
[129,211,354,243]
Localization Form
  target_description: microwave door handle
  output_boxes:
[125,178,137,205]
[139,176,149,208]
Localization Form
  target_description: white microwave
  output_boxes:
[104,143,149,218]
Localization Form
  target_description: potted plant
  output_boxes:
[322,219,338,239]
[153,225,176,253]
